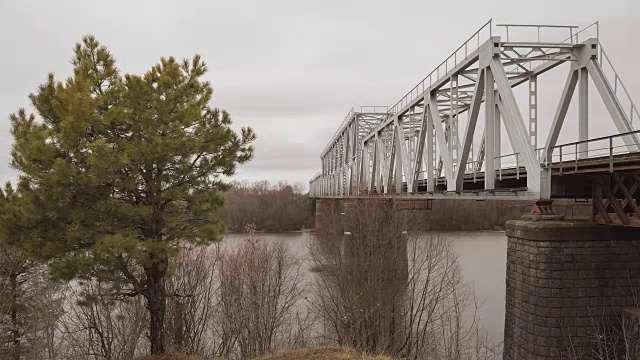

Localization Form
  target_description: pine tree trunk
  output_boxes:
[10,271,20,360]
[145,265,167,355]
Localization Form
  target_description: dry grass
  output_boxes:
[135,355,199,360]
[254,347,393,360]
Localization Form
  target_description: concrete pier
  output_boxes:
[504,218,640,359]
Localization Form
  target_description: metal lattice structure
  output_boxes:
[310,20,640,204]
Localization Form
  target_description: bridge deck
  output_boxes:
[319,148,640,201]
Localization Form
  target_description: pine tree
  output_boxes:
[10,35,255,354]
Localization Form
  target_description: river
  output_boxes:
[223,230,507,346]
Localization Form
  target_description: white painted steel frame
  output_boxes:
[310,21,640,200]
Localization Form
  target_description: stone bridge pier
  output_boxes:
[504,216,640,359]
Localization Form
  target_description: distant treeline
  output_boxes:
[223,181,313,232]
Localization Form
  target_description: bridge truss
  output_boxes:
[310,20,640,205]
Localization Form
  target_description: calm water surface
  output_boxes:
[223,230,507,344]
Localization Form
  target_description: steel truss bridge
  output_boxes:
[309,20,640,226]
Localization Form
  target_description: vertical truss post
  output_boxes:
[349,114,359,195]
[414,102,429,192]
[450,74,459,172]
[469,113,474,173]
[431,116,437,189]
[382,132,391,193]
[429,95,455,188]
[409,107,415,187]
[328,148,333,195]
[395,125,403,193]
[578,68,588,159]
[495,91,501,170]
[382,134,391,193]
[370,136,378,193]
[425,100,435,192]
[321,158,325,196]
[396,116,412,192]
[339,136,343,195]
[360,143,369,194]
[529,76,538,152]
[381,135,388,193]
[485,66,496,190]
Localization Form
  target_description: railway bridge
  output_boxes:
[309,21,640,359]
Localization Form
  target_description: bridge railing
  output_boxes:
[386,19,493,118]
[544,130,640,173]
[564,21,640,128]
[359,106,389,113]
[598,44,640,128]
[563,21,599,44]
[496,23,579,44]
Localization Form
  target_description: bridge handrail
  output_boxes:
[547,129,640,151]
[359,105,389,113]
[562,21,640,127]
[385,19,493,118]
[544,129,640,169]
[453,130,640,176]
[597,43,640,127]
[496,23,579,43]
[561,21,599,44]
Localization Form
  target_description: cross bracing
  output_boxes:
[310,20,640,201]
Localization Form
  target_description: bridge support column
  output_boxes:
[504,217,640,359]
[315,198,343,236]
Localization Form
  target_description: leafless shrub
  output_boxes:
[561,302,640,359]
[215,235,305,359]
[57,245,223,360]
[58,280,148,360]
[165,245,219,356]
[310,199,500,360]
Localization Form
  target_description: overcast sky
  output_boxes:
[1,0,639,188]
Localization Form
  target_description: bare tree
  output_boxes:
[223,181,312,232]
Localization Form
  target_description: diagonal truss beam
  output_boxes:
[490,57,541,180]
[454,68,485,189]
[428,95,454,185]
[587,59,640,151]
[542,68,578,163]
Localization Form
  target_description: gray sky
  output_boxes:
[1,0,639,188]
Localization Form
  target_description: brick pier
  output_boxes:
[504,218,640,359]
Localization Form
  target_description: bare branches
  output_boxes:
[309,199,500,360]
[215,235,306,359]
